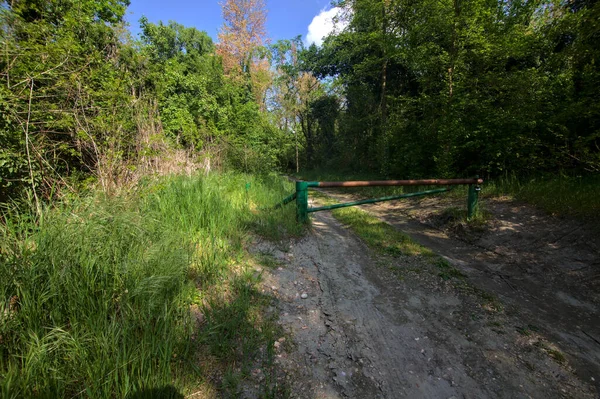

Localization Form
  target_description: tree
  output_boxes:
[217,0,267,76]
[217,0,271,110]
[140,18,222,149]
[269,38,339,168]
[269,38,304,170]
[296,72,322,165]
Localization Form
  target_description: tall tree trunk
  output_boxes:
[306,117,313,165]
[448,0,460,99]
[380,0,390,176]
[439,0,461,176]
[299,112,311,165]
[295,130,299,173]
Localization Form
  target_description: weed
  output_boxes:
[457,283,503,313]
[255,252,283,270]
[531,339,568,366]
[222,368,242,397]
[547,349,567,364]
[197,265,288,396]
[436,206,491,229]
[436,258,466,280]
[516,324,540,336]
[374,258,409,280]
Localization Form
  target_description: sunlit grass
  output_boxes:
[0,172,298,398]
[332,206,433,257]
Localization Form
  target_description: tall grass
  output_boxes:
[482,174,600,221]
[0,172,298,398]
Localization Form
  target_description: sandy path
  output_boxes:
[254,205,596,398]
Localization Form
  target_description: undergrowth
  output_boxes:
[483,174,600,221]
[0,172,299,398]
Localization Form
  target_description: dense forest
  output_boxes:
[1,0,598,206]
[305,0,600,178]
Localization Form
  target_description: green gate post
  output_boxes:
[296,181,309,223]
[467,175,479,220]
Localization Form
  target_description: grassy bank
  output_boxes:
[296,170,600,221]
[0,172,300,398]
[483,174,600,220]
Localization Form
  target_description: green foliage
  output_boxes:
[0,0,292,204]
[138,17,293,173]
[1,191,191,397]
[436,258,466,281]
[0,0,142,200]
[140,18,221,148]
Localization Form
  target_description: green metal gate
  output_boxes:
[278,178,483,223]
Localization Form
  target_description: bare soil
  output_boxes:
[250,192,599,398]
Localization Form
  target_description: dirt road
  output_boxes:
[323,191,600,395]
[253,195,598,398]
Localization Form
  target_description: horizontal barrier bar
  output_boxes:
[307,178,483,188]
[307,187,452,213]
[273,192,297,209]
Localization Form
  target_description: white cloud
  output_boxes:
[306,7,348,47]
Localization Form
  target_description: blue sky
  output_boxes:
[125,0,335,44]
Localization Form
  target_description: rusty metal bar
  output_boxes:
[308,178,483,188]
